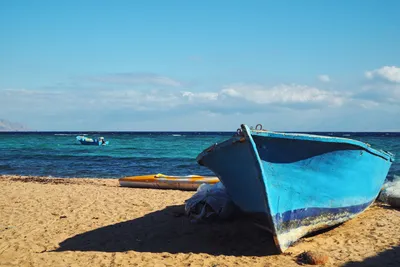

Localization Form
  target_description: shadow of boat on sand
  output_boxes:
[55,205,279,256]
[341,245,400,267]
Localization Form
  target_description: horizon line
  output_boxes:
[1,130,400,133]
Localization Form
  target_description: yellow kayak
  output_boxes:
[119,173,219,191]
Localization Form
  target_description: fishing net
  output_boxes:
[184,182,238,223]
[378,177,400,208]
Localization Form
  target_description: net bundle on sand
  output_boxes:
[378,178,400,208]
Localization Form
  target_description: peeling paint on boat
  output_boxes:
[196,124,394,252]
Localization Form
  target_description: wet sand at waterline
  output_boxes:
[1,175,399,266]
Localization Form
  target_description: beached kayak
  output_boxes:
[119,173,220,191]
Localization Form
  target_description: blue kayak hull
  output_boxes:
[197,124,394,252]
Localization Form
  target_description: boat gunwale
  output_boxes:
[250,125,394,162]
[197,128,394,163]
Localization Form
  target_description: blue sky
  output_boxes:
[0,0,399,131]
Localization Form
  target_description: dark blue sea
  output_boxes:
[0,132,399,180]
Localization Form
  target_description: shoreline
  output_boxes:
[0,174,121,185]
[1,175,399,266]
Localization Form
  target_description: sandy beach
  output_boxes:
[0,175,399,267]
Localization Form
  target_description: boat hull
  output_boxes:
[197,124,394,252]
[76,136,109,146]
[79,140,109,146]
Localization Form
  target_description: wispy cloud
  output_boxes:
[318,75,331,83]
[181,91,218,102]
[86,73,183,87]
[2,88,63,96]
[218,83,345,107]
[1,83,348,123]
[1,75,399,130]
[0,82,385,115]
[365,66,400,83]
[354,84,400,106]
[357,66,400,106]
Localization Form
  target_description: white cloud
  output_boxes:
[355,84,400,105]
[3,88,62,96]
[87,73,182,87]
[0,83,349,115]
[365,66,400,83]
[219,83,345,107]
[318,75,331,82]
[2,79,399,131]
[181,91,219,102]
[358,100,380,109]
[95,90,182,110]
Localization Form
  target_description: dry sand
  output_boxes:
[0,175,399,267]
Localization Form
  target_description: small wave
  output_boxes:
[114,147,139,151]
[0,164,14,170]
[54,133,88,136]
[343,134,351,137]
[172,134,182,137]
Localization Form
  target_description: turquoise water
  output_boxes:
[0,132,398,179]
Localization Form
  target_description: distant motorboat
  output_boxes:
[76,136,109,146]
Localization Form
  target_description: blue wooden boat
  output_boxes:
[196,124,394,252]
[76,136,109,146]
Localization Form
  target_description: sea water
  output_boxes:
[0,132,399,179]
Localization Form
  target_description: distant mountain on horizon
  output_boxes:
[0,119,31,131]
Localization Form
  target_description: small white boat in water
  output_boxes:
[76,136,109,146]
